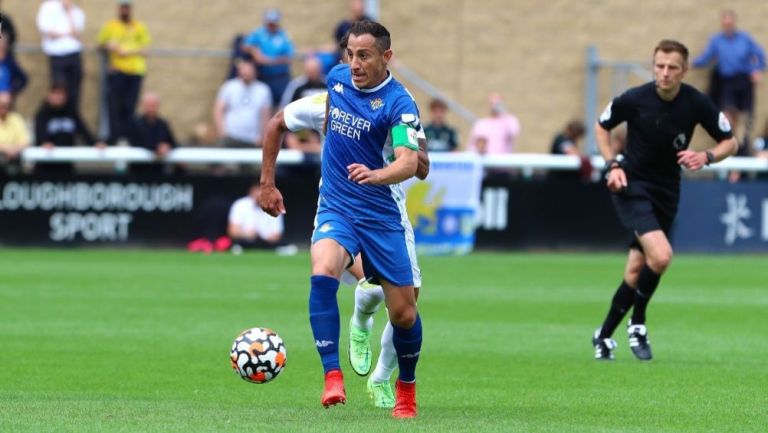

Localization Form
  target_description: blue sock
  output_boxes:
[309,275,341,373]
[392,313,422,383]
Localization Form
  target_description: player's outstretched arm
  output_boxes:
[348,146,418,185]
[259,111,288,216]
[416,137,430,180]
[676,137,738,171]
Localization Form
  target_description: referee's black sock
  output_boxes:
[598,281,635,339]
[631,265,661,325]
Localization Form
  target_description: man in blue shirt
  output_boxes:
[693,10,765,151]
[243,9,295,108]
[259,21,422,419]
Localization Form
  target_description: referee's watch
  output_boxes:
[705,151,715,166]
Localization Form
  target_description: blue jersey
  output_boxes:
[322,64,420,230]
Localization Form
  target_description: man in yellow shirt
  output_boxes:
[97,0,151,145]
[0,92,30,175]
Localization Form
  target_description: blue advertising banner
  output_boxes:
[402,153,484,255]
[673,180,768,253]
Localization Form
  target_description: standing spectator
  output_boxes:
[214,59,272,148]
[0,1,18,51]
[228,184,284,250]
[466,93,521,154]
[753,118,768,159]
[97,0,152,145]
[0,36,27,98]
[333,0,371,46]
[693,10,765,150]
[34,83,104,174]
[279,55,327,108]
[0,92,29,175]
[424,98,458,152]
[243,9,294,108]
[36,0,85,111]
[128,92,178,175]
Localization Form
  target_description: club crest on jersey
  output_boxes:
[333,83,344,94]
[369,98,385,111]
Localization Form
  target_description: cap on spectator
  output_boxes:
[264,9,281,23]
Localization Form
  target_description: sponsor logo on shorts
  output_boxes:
[318,223,333,233]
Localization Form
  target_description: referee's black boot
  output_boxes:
[592,329,617,361]
[627,321,653,361]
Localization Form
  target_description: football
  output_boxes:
[230,327,287,384]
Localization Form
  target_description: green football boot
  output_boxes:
[348,319,372,376]
[367,376,395,409]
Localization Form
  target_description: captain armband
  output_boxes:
[391,123,419,151]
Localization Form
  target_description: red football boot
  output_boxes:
[321,369,346,408]
[392,380,417,418]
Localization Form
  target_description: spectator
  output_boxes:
[466,93,521,154]
[550,119,591,181]
[97,0,152,145]
[36,0,85,111]
[214,59,272,148]
[279,55,326,108]
[0,92,30,175]
[128,92,178,175]
[243,9,294,108]
[424,98,458,152]
[693,10,765,150]
[0,36,27,98]
[34,83,104,174]
[550,119,585,155]
[0,1,18,51]
[753,118,768,159]
[333,0,371,46]
[228,184,284,250]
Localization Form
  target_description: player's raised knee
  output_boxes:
[648,249,673,273]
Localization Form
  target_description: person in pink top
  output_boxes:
[466,93,521,154]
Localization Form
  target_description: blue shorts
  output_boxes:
[312,208,415,288]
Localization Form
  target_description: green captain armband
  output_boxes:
[391,124,419,151]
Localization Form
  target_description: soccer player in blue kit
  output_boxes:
[259,21,422,418]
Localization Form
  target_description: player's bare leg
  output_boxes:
[381,280,420,418]
[310,239,349,407]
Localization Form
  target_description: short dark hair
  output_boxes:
[339,33,349,51]
[429,98,448,111]
[50,81,68,92]
[348,20,391,53]
[654,39,689,64]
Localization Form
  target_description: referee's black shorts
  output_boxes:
[610,180,678,250]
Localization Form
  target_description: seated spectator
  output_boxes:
[466,93,521,154]
[550,119,591,181]
[243,9,294,108]
[0,2,19,52]
[279,55,326,108]
[753,118,768,159]
[424,98,458,152]
[0,92,30,175]
[550,120,585,155]
[214,59,272,148]
[128,92,179,175]
[34,82,104,174]
[228,184,284,250]
[0,35,28,98]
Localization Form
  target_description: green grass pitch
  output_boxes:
[0,249,765,432]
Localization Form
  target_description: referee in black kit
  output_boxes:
[591,40,738,361]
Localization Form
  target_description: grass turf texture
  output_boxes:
[0,249,765,433]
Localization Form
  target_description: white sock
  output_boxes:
[351,280,384,331]
[371,320,398,383]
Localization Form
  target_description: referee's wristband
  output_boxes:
[603,159,622,171]
[705,151,715,166]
